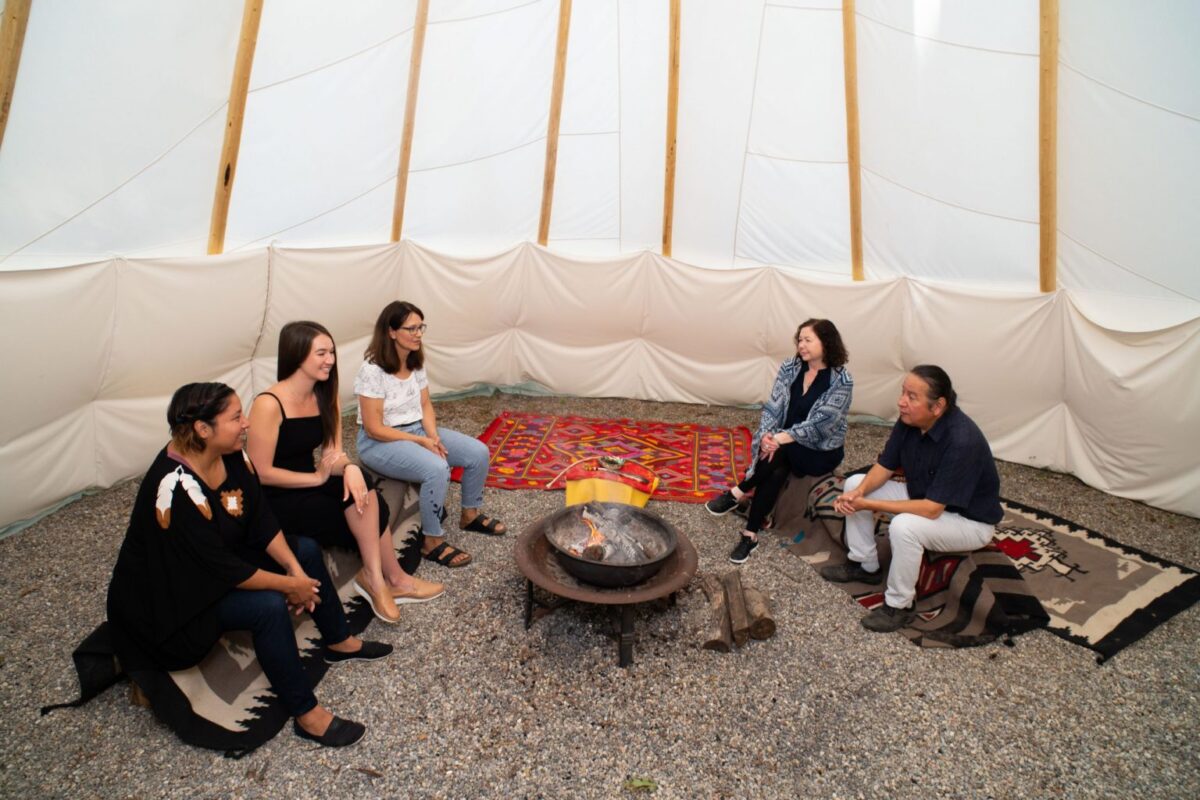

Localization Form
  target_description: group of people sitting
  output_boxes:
[103,306,1002,750]
[106,301,506,748]
[705,318,1002,634]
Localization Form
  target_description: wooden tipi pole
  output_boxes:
[537,0,572,246]
[207,0,263,255]
[391,0,430,242]
[661,0,681,258]
[1039,0,1058,292]
[841,0,863,281]
[0,0,33,155]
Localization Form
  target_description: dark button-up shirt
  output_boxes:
[878,406,1003,525]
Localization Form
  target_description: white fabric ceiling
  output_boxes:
[0,1,1197,530]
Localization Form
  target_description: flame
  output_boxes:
[583,517,606,549]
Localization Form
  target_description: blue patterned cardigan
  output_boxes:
[748,357,854,475]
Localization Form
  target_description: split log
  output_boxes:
[743,587,776,640]
[721,570,751,648]
[698,574,731,653]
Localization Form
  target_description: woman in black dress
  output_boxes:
[107,382,390,747]
[246,321,444,625]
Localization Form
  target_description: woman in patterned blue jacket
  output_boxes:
[707,319,854,564]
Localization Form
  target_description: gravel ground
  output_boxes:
[2,393,1197,799]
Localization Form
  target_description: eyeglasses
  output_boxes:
[397,323,427,335]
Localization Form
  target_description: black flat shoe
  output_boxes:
[323,640,393,664]
[293,716,366,747]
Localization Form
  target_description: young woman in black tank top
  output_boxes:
[246,321,444,624]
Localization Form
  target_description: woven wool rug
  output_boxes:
[475,411,753,503]
[771,473,1200,660]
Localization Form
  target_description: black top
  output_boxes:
[783,362,831,430]
[106,448,278,672]
[259,392,323,474]
[878,406,1003,525]
[255,392,389,549]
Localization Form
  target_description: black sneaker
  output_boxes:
[861,603,916,633]
[819,561,884,584]
[728,535,759,564]
[706,490,739,516]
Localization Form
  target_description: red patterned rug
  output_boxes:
[475,411,752,503]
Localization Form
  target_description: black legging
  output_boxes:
[737,441,843,534]
[736,452,794,534]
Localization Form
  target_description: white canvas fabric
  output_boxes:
[0,2,1197,529]
[2,242,1197,532]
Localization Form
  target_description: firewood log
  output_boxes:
[698,574,732,652]
[743,587,776,640]
[721,570,751,647]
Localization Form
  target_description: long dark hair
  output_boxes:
[167,382,236,452]
[277,320,339,448]
[910,364,957,411]
[795,318,849,369]
[364,301,425,374]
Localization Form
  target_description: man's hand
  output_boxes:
[833,490,867,516]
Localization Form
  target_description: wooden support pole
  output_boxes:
[207,0,263,255]
[841,0,864,281]
[661,0,681,258]
[0,0,33,156]
[1038,0,1059,293]
[391,0,430,242]
[537,0,572,247]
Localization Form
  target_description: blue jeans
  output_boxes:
[356,423,489,537]
[214,537,350,717]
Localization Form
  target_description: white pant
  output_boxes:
[842,473,995,609]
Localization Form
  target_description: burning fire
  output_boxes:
[583,517,606,549]
[570,514,608,561]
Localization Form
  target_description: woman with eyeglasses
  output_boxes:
[354,301,506,569]
[246,321,444,626]
[705,318,854,564]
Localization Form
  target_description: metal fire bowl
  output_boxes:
[538,502,679,588]
[515,525,697,605]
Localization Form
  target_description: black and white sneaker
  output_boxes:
[728,535,759,564]
[706,490,740,516]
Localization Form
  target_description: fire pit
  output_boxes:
[515,507,697,667]
[543,502,677,588]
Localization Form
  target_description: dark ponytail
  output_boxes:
[167,382,236,452]
[909,365,956,411]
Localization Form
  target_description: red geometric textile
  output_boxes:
[475,411,753,503]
